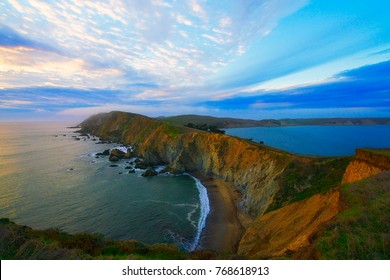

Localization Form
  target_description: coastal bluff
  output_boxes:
[342,148,390,183]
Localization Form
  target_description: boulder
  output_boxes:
[134,162,149,169]
[141,167,158,177]
[109,156,119,162]
[96,149,110,156]
[109,149,126,161]
[124,148,133,158]
[128,169,136,174]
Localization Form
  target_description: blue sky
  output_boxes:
[0,0,389,121]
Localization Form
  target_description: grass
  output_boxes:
[162,124,184,138]
[266,157,351,212]
[0,218,225,260]
[315,171,390,259]
[359,148,390,156]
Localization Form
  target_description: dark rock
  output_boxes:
[124,148,133,158]
[118,172,123,175]
[109,164,118,167]
[128,169,136,174]
[134,158,141,163]
[110,149,126,160]
[134,162,149,169]
[109,156,119,162]
[125,166,134,169]
[74,137,81,141]
[141,167,158,177]
[97,149,110,156]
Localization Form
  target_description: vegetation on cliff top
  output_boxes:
[267,157,352,213]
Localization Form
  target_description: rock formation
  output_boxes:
[342,149,390,183]
[238,191,340,258]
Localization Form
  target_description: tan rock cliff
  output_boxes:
[342,149,390,184]
[237,191,340,258]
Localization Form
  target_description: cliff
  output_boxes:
[80,111,347,217]
[238,191,340,258]
[342,149,390,183]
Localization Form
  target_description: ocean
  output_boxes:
[0,122,209,251]
[225,125,390,156]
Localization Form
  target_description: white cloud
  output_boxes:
[219,17,232,27]
[188,0,207,21]
[176,14,193,26]
[0,99,34,109]
[202,34,226,44]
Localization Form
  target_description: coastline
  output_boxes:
[193,173,252,254]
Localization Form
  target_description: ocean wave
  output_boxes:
[184,174,210,251]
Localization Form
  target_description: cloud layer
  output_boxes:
[0,0,389,120]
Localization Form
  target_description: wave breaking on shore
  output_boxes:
[186,174,210,251]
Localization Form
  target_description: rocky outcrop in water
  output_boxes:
[141,167,158,177]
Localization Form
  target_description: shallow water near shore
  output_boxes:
[0,122,207,250]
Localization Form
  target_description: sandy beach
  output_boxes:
[194,174,252,254]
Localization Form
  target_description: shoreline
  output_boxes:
[192,172,252,254]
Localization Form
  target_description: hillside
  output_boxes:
[161,115,390,128]
[161,115,280,128]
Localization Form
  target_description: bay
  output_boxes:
[225,125,390,156]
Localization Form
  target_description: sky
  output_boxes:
[0,0,389,121]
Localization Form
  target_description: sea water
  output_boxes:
[0,122,209,250]
[225,125,390,156]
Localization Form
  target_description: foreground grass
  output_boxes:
[315,171,390,259]
[0,219,220,260]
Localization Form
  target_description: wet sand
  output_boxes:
[194,174,252,253]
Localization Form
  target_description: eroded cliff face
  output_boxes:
[80,112,293,216]
[237,191,340,258]
[342,149,390,184]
